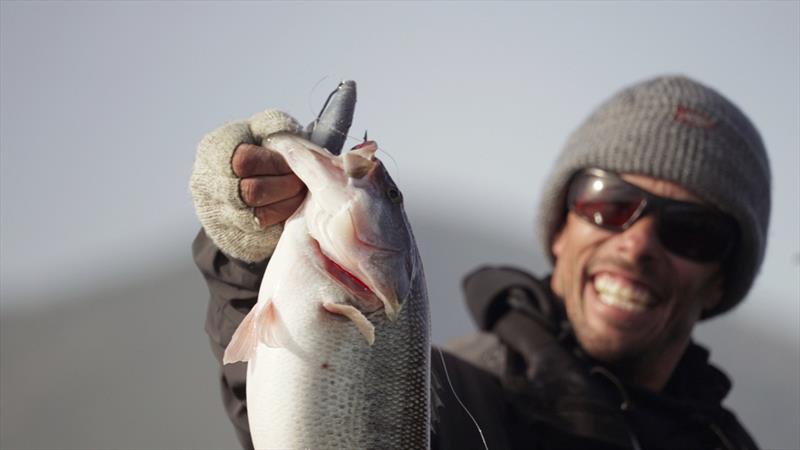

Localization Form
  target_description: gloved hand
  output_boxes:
[190,110,307,262]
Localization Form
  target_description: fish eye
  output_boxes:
[387,187,403,204]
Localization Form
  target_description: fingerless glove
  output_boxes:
[190,110,303,262]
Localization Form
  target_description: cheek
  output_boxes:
[552,215,609,267]
[551,220,600,297]
[550,228,578,297]
[550,255,567,297]
[664,259,723,330]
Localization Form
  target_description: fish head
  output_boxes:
[266,133,420,322]
[337,140,419,320]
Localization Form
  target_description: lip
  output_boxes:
[587,268,664,304]
[583,271,663,329]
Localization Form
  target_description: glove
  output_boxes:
[190,110,306,262]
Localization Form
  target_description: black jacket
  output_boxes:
[193,230,758,450]
[439,266,759,450]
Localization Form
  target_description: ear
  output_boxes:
[551,225,566,258]
[549,226,566,296]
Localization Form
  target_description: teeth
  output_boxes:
[593,273,654,312]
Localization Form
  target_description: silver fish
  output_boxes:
[224,131,430,449]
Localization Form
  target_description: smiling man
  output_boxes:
[448,75,769,448]
[191,75,769,449]
[550,170,736,391]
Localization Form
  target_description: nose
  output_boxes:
[613,215,665,263]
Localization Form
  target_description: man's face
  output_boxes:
[550,173,723,366]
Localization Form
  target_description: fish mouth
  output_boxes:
[308,236,398,315]
[311,238,398,346]
[318,247,385,315]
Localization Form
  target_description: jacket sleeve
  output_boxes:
[192,229,269,450]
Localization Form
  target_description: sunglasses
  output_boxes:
[566,169,739,262]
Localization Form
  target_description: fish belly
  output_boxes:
[246,301,429,450]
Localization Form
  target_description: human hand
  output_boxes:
[190,110,304,262]
[232,143,306,229]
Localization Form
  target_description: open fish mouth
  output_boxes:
[318,247,384,314]
[309,237,396,345]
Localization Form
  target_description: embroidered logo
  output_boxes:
[673,105,716,129]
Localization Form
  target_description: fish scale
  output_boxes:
[225,131,430,449]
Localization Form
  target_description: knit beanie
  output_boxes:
[537,75,771,319]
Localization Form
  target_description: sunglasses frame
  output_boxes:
[566,168,739,262]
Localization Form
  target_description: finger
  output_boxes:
[253,191,306,228]
[232,143,292,177]
[240,173,305,207]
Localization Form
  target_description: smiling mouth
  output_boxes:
[592,273,656,312]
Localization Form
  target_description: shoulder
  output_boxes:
[461,266,562,335]
[444,332,507,377]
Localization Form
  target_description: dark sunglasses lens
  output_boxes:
[659,207,738,261]
[570,175,644,229]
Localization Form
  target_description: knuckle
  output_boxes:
[255,206,279,228]
[253,208,270,227]
[263,151,289,174]
[231,146,251,175]
[239,179,259,204]
[264,152,286,174]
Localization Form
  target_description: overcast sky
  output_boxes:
[1,2,798,332]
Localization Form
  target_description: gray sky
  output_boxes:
[2,1,797,334]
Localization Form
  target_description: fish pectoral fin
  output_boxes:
[223,301,290,364]
[322,302,375,346]
[223,306,260,364]
[260,301,291,348]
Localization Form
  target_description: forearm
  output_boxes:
[192,229,266,450]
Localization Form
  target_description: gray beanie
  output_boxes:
[537,75,771,319]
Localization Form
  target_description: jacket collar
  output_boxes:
[463,266,733,405]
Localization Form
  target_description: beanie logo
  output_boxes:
[674,105,716,129]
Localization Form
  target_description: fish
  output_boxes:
[223,131,430,449]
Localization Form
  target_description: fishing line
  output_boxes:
[437,347,489,450]
[305,81,402,175]
[307,76,330,119]
[312,120,403,176]
[375,145,400,176]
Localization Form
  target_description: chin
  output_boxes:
[573,321,649,363]
[584,341,639,363]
